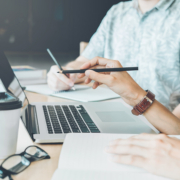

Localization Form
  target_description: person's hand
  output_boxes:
[105,134,180,180]
[47,65,75,91]
[78,57,146,106]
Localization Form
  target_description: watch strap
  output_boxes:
[132,90,155,116]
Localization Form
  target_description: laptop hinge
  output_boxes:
[28,104,40,140]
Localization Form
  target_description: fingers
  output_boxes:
[69,73,76,82]
[109,154,146,168]
[84,77,92,84]
[109,138,153,149]
[105,144,149,158]
[92,82,99,89]
[88,56,122,68]
[133,133,168,140]
[47,73,71,91]
[47,65,74,91]
[54,73,74,87]
[80,57,111,70]
[85,70,114,87]
[78,57,122,79]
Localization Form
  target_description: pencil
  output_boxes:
[47,49,76,90]
[47,49,64,71]
[57,67,138,74]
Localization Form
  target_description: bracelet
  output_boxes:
[131,90,155,116]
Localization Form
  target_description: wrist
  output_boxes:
[132,89,147,106]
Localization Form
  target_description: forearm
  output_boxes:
[129,89,180,134]
[173,104,180,119]
[144,100,180,135]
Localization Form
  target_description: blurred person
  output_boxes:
[47,0,180,109]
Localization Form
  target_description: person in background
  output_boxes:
[79,57,180,180]
[47,0,180,109]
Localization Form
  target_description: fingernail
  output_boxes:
[85,70,90,77]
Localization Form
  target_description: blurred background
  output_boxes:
[0,0,128,69]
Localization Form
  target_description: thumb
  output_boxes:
[85,70,112,87]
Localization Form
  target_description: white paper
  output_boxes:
[26,84,120,102]
[51,134,174,180]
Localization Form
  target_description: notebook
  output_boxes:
[25,84,120,102]
[12,66,47,85]
[52,133,172,180]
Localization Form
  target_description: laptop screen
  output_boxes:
[0,52,29,125]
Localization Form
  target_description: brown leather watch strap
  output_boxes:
[132,90,155,116]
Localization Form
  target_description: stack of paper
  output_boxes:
[12,66,47,85]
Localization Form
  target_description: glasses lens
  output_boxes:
[0,169,3,178]
[3,176,12,180]
[25,146,48,158]
[2,155,30,173]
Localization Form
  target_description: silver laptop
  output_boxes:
[0,52,157,143]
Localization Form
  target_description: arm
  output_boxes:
[79,57,180,135]
[173,104,180,119]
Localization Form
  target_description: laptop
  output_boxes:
[0,52,157,143]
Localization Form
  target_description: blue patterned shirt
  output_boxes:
[82,0,180,108]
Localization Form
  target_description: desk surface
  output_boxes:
[0,89,154,180]
[0,91,75,180]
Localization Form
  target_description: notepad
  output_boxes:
[25,84,120,102]
[52,134,172,180]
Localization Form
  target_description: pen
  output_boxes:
[47,49,75,90]
[57,67,138,74]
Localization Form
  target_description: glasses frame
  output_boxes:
[0,145,50,180]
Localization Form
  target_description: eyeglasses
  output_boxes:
[0,145,50,180]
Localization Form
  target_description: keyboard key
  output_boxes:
[77,105,100,133]
[81,128,90,133]
[69,106,90,133]
[43,106,54,134]
[43,105,99,134]
[47,106,62,134]
[91,129,100,133]
[55,106,71,133]
[62,106,81,133]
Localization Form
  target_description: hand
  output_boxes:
[78,57,146,106]
[105,134,180,180]
[47,65,75,91]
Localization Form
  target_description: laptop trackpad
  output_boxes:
[96,111,135,123]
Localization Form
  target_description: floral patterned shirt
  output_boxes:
[82,0,180,108]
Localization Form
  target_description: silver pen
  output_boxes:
[47,49,75,91]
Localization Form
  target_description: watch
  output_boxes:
[132,90,155,116]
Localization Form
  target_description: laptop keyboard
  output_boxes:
[42,105,100,134]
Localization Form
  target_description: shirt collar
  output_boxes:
[132,0,175,11]
[155,0,175,11]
